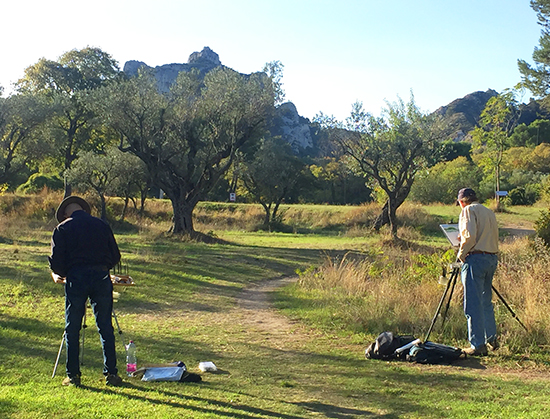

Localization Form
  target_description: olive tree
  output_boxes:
[65,148,123,220]
[0,94,51,187]
[92,68,274,234]
[322,97,443,238]
[16,47,121,196]
[240,136,304,228]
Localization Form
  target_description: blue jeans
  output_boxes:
[461,253,498,349]
[65,266,117,378]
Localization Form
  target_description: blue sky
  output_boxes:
[0,0,542,120]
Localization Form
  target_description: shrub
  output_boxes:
[409,157,481,204]
[16,173,63,194]
[534,208,550,246]
[506,187,539,206]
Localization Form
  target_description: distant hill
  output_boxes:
[434,89,498,140]
[434,89,550,141]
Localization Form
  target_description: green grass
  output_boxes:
[1,202,550,418]
[421,202,542,227]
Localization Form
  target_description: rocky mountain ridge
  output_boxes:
[123,47,313,150]
[124,47,543,152]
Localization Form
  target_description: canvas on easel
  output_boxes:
[439,224,460,247]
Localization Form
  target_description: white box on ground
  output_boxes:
[198,361,217,372]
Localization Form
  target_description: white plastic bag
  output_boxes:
[198,361,217,372]
[141,366,185,382]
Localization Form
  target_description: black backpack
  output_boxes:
[406,341,464,364]
[365,332,417,360]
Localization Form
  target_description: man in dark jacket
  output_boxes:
[49,196,122,387]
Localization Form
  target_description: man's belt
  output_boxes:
[468,250,496,255]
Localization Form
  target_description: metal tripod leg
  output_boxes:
[424,265,460,342]
[52,331,66,378]
[112,307,126,352]
[81,304,88,365]
[440,268,459,331]
[492,286,528,331]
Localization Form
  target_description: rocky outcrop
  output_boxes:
[270,102,313,150]
[123,47,313,151]
[434,89,498,140]
[123,47,223,93]
[517,98,550,126]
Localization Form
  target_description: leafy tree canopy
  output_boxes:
[17,47,120,96]
[509,119,550,146]
[92,67,274,234]
[0,94,51,187]
[322,95,443,238]
[240,136,304,227]
[518,0,550,108]
[15,47,121,196]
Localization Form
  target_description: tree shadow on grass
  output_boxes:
[0,315,66,365]
[81,382,307,419]
[295,402,383,418]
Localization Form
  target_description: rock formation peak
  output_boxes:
[188,47,221,66]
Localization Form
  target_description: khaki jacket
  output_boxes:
[457,202,499,262]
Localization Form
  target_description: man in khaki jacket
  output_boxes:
[457,188,499,356]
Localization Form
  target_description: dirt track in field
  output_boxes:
[234,227,550,380]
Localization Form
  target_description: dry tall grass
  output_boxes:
[297,246,458,338]
[0,189,62,240]
[495,236,550,351]
[297,234,549,351]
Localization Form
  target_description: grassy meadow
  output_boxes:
[1,191,550,418]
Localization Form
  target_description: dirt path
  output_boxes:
[237,276,296,330]
[500,226,535,238]
[234,253,550,381]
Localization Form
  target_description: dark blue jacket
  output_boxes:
[48,210,121,277]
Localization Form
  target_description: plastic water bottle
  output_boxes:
[126,340,137,376]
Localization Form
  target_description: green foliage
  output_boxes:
[16,173,63,194]
[306,157,372,204]
[471,93,519,198]
[262,60,285,105]
[439,139,472,162]
[409,156,481,204]
[535,207,550,246]
[16,47,120,96]
[504,187,537,206]
[65,147,137,219]
[66,149,120,195]
[335,95,444,236]
[92,67,275,233]
[0,94,52,187]
[518,0,550,108]
[405,249,455,283]
[509,119,550,146]
[240,136,305,227]
[500,170,545,205]
[15,47,121,196]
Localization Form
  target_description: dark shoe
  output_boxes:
[463,345,488,356]
[487,339,499,351]
[105,374,123,386]
[62,375,81,387]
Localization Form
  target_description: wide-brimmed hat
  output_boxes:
[456,188,476,205]
[55,196,91,222]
